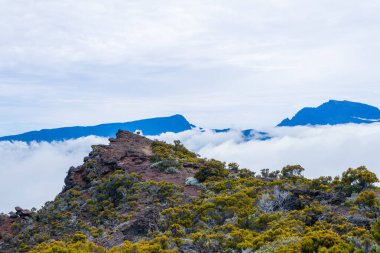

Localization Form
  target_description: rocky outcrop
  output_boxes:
[63,130,200,197]
[9,207,34,219]
[121,207,160,240]
[63,130,153,191]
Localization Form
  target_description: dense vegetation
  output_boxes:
[1,133,380,253]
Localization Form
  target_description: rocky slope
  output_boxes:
[0,130,201,252]
[1,131,380,252]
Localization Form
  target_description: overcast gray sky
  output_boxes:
[1,0,380,135]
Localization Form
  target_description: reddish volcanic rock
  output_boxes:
[64,130,200,196]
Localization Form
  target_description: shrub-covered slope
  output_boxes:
[1,131,380,253]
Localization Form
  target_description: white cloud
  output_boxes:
[0,136,108,213]
[1,124,380,212]
[154,124,380,179]
[1,1,380,133]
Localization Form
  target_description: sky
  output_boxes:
[2,1,380,212]
[1,1,380,135]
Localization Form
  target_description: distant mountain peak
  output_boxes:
[0,114,194,143]
[0,114,271,143]
[278,100,380,127]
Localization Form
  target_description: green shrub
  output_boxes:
[341,166,379,193]
[194,159,228,182]
[355,190,378,208]
[281,165,305,180]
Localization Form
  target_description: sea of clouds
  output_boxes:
[1,124,380,212]
[0,136,109,213]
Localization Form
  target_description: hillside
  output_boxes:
[1,131,380,252]
[278,100,380,126]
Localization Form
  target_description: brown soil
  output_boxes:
[0,217,12,235]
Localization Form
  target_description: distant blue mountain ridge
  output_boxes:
[278,100,380,126]
[0,114,269,143]
[212,128,271,141]
[1,100,379,143]
[0,115,194,143]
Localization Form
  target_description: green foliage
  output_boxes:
[281,165,305,180]
[237,168,256,178]
[72,232,87,243]
[194,159,229,182]
[227,162,239,172]
[29,238,178,253]
[355,190,379,209]
[28,240,107,253]
[114,236,178,253]
[152,140,199,163]
[301,230,352,252]
[151,140,202,174]
[341,166,379,193]
[372,219,380,244]
[259,168,280,179]
[310,176,333,191]
[2,139,380,253]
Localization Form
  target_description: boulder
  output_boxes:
[185,177,200,186]
[14,207,34,218]
[20,209,32,217]
[9,212,18,219]
[121,207,159,240]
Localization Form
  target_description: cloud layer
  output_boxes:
[0,136,108,213]
[2,124,380,212]
[155,124,380,179]
[1,1,380,134]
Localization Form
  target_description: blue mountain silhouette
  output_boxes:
[278,100,380,126]
[7,100,374,142]
[0,115,194,142]
[212,128,271,141]
[0,115,271,143]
